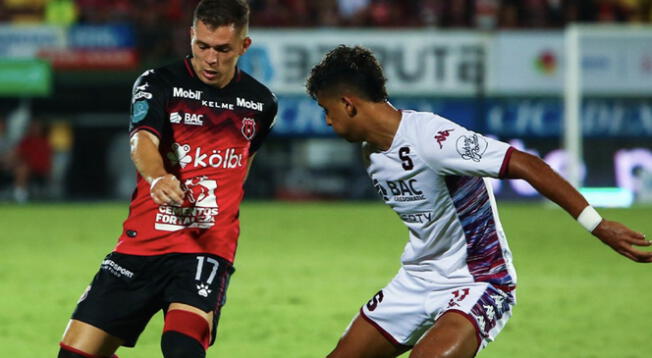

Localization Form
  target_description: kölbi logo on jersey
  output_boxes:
[168,143,243,169]
[173,87,202,100]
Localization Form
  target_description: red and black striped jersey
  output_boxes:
[115,56,277,263]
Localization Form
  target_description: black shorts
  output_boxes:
[71,252,234,347]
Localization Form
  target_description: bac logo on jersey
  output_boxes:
[168,143,244,169]
[241,117,256,140]
[456,134,488,162]
[373,178,425,202]
[170,112,204,126]
[173,87,202,100]
[236,97,264,111]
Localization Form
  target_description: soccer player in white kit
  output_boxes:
[306,45,652,358]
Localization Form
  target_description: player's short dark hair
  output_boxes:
[306,45,388,103]
[193,0,250,31]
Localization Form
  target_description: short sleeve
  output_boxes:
[128,69,168,138]
[413,114,513,178]
[249,93,278,154]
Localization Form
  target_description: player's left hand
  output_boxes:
[592,220,652,263]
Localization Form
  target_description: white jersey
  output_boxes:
[364,110,517,291]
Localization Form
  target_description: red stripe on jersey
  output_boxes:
[184,58,195,77]
[499,146,515,178]
[130,125,161,139]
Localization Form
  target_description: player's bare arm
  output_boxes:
[129,130,184,206]
[505,149,652,263]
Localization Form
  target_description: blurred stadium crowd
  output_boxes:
[1,0,651,203]
[1,0,651,62]
[2,0,652,28]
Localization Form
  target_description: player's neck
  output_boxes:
[364,101,401,152]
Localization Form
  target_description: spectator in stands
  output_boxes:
[13,119,52,203]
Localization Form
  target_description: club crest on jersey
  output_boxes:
[241,117,256,140]
[456,134,488,162]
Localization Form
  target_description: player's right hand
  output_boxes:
[593,220,652,263]
[149,174,185,206]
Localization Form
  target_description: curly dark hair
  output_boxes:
[193,0,250,30]
[306,45,388,103]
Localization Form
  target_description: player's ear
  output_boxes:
[341,96,357,117]
[240,36,252,55]
[189,26,196,44]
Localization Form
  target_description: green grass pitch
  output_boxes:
[0,202,650,357]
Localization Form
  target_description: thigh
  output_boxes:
[162,253,235,346]
[426,283,515,354]
[327,313,409,358]
[60,320,123,357]
[70,252,164,347]
[409,312,478,358]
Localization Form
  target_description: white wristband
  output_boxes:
[577,206,602,232]
[150,176,165,191]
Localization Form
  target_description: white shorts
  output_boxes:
[355,267,515,352]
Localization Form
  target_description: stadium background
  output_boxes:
[0,1,651,357]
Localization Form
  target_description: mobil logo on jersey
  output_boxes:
[167,143,243,169]
[236,97,264,111]
[173,87,202,100]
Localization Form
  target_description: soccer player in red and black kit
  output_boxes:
[58,1,277,357]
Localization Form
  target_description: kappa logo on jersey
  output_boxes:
[456,134,488,162]
[173,87,203,100]
[435,129,454,149]
[167,143,244,169]
[241,117,255,140]
[236,97,264,111]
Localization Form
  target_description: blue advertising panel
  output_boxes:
[68,25,135,49]
[273,96,652,138]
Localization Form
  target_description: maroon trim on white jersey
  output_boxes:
[498,146,515,178]
[359,307,412,349]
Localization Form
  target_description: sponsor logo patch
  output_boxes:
[456,134,488,162]
[131,100,149,123]
[236,97,264,111]
[435,129,454,149]
[167,143,244,169]
[173,87,202,100]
